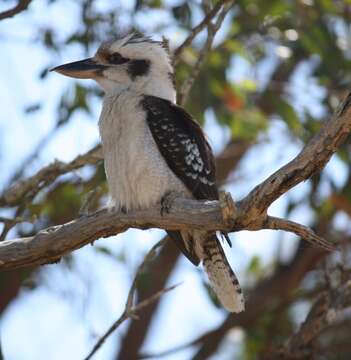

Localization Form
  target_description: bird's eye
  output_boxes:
[109,52,129,64]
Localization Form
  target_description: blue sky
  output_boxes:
[0,1,348,359]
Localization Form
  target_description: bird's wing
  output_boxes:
[141,95,219,201]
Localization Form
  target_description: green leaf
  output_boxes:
[246,255,262,276]
[270,96,302,135]
[230,108,268,140]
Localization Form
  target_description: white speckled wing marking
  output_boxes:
[141,95,218,201]
[141,95,245,312]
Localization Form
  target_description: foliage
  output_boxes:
[1,0,351,359]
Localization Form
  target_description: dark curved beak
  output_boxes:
[50,58,107,79]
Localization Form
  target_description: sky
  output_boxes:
[0,1,347,360]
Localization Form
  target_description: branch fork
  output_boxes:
[0,192,336,270]
[0,31,350,274]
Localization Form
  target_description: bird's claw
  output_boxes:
[160,192,178,216]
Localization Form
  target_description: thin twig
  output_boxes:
[0,216,24,224]
[264,216,337,252]
[6,126,59,188]
[125,239,166,309]
[173,0,231,65]
[0,203,27,242]
[0,0,33,21]
[84,284,179,360]
[178,0,234,105]
[0,145,102,207]
[83,239,177,360]
[0,214,37,225]
[139,341,194,359]
[79,187,102,216]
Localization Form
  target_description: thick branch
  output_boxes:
[2,91,349,270]
[0,196,335,270]
[0,198,226,270]
[116,140,250,359]
[235,92,351,228]
[281,280,351,358]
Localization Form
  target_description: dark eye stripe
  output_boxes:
[109,52,129,64]
[127,59,150,79]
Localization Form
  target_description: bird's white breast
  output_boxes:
[99,90,187,210]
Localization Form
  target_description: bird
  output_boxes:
[51,32,245,313]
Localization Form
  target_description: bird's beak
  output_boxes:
[50,58,107,79]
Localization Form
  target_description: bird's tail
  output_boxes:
[202,233,245,313]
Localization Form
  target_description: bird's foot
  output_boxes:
[107,204,127,214]
[160,191,180,216]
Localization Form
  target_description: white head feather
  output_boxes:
[94,33,176,102]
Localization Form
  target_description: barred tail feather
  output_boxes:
[167,230,200,266]
[202,234,245,313]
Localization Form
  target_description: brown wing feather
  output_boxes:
[141,95,218,201]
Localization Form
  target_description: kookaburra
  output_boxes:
[52,33,244,312]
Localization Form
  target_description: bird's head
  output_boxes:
[51,33,176,102]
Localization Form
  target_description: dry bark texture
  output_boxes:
[1,91,350,269]
[1,2,351,359]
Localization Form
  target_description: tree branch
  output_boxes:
[116,139,251,360]
[235,92,351,229]
[1,87,349,269]
[173,0,232,65]
[0,194,335,271]
[0,145,102,207]
[0,197,231,270]
[0,0,231,208]
[85,283,178,360]
[178,0,234,104]
[280,280,351,358]
[191,244,329,360]
[84,239,180,360]
[264,216,335,252]
[115,238,180,360]
[0,0,32,21]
